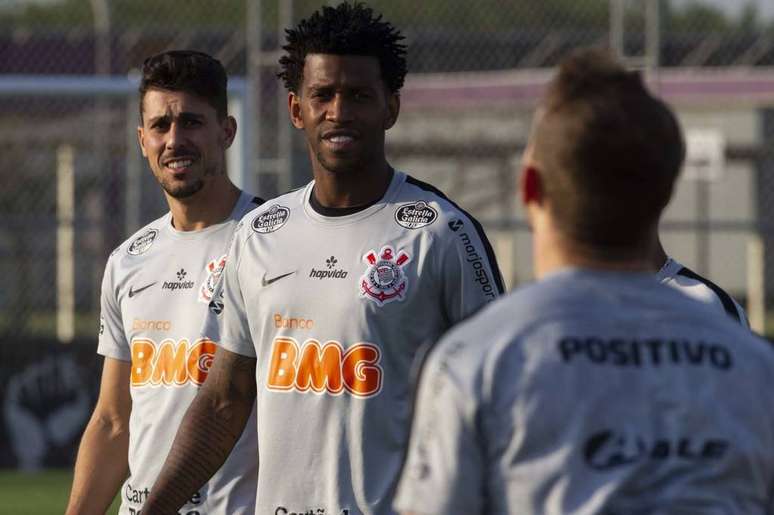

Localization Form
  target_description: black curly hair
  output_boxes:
[278,2,407,94]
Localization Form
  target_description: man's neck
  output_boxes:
[311,162,393,209]
[651,238,669,271]
[534,229,653,280]
[167,181,241,231]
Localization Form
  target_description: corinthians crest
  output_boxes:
[199,255,227,304]
[360,246,411,306]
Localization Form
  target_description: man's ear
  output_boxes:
[289,92,304,129]
[222,115,237,149]
[137,126,148,158]
[384,93,400,130]
[520,165,543,207]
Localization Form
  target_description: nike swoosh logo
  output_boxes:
[261,271,295,287]
[128,282,156,298]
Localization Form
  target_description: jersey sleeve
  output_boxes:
[733,300,750,329]
[216,230,257,357]
[440,213,504,324]
[393,338,485,515]
[97,255,130,361]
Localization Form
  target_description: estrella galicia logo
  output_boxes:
[127,229,158,255]
[584,430,729,471]
[252,205,290,234]
[394,201,438,229]
[309,255,349,280]
[448,219,463,232]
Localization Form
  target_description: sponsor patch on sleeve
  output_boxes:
[127,229,158,255]
[252,205,290,234]
[394,201,438,229]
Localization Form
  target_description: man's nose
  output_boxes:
[165,122,186,150]
[326,94,355,123]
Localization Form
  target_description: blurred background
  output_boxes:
[1,0,773,509]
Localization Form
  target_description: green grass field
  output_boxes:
[0,470,119,515]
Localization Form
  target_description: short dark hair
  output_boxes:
[532,48,684,248]
[278,2,407,94]
[139,50,229,120]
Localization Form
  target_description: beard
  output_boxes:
[160,177,205,199]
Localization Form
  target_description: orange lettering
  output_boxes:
[265,337,382,397]
[267,337,298,390]
[131,339,155,386]
[343,344,382,397]
[187,339,218,385]
[295,341,344,393]
[151,339,189,386]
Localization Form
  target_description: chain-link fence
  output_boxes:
[1,0,774,345]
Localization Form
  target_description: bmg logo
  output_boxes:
[266,337,382,398]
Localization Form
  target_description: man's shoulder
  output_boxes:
[108,213,169,261]
[233,188,306,239]
[397,173,468,218]
[658,257,747,326]
[394,172,492,238]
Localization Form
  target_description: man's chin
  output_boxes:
[317,154,363,175]
[163,180,205,199]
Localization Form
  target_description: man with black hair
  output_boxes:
[393,49,774,515]
[142,3,503,515]
[65,50,262,515]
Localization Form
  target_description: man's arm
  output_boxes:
[142,347,257,515]
[65,357,132,515]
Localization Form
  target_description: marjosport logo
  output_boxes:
[127,229,158,255]
[456,230,496,301]
[309,255,349,280]
[131,338,217,386]
[394,201,438,229]
[583,430,729,470]
[162,268,195,292]
[199,255,227,303]
[266,337,382,398]
[252,205,290,234]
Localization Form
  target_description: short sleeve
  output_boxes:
[441,213,504,324]
[393,339,485,515]
[97,255,130,361]
[215,230,256,357]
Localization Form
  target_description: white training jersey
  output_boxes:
[657,257,748,327]
[394,268,774,515]
[213,170,504,515]
[98,191,262,515]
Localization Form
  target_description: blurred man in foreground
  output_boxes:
[65,50,262,515]
[394,49,774,514]
[141,3,503,514]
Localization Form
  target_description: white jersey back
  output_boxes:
[395,268,774,515]
[98,191,262,515]
[657,257,748,327]
[215,171,503,515]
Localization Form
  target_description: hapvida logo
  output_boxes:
[309,256,349,280]
[162,268,195,291]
